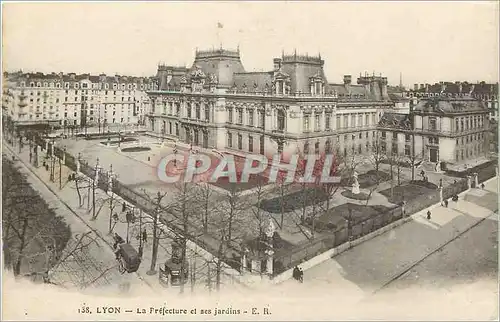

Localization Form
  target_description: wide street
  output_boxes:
[3,137,498,320]
[265,177,499,320]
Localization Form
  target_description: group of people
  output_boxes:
[293,266,304,283]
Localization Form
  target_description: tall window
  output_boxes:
[358,114,363,127]
[393,132,398,139]
[392,143,398,154]
[325,113,331,130]
[314,114,320,131]
[187,104,192,118]
[196,104,201,119]
[365,114,370,126]
[315,142,320,154]
[248,109,254,126]
[429,117,437,131]
[227,133,233,148]
[248,136,253,152]
[336,116,341,129]
[238,134,242,150]
[175,123,179,136]
[325,139,332,153]
[460,117,464,132]
[405,145,411,156]
[344,115,348,128]
[381,131,386,139]
[228,108,233,123]
[205,105,210,121]
[304,141,310,154]
[455,118,459,132]
[238,109,243,124]
[176,103,180,116]
[303,114,310,132]
[258,110,265,128]
[351,114,356,127]
[277,109,285,131]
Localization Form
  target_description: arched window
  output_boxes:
[325,139,332,153]
[277,109,285,131]
[304,141,310,154]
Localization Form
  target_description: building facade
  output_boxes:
[2,71,157,130]
[379,97,490,166]
[146,48,395,159]
[406,81,498,122]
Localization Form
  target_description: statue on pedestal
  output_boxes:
[352,171,360,195]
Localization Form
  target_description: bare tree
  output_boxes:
[370,137,387,174]
[408,150,422,182]
[68,174,93,208]
[195,183,217,233]
[2,158,71,277]
[251,177,270,239]
[143,191,170,276]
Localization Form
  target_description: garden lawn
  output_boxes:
[379,180,438,204]
[311,203,394,232]
[258,187,330,213]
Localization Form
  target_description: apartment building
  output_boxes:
[2,71,157,130]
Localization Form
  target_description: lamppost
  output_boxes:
[59,146,66,190]
[50,139,56,182]
[93,157,100,220]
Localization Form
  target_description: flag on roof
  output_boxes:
[217,22,223,29]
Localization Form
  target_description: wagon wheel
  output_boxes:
[117,256,126,274]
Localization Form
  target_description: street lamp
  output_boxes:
[50,139,56,182]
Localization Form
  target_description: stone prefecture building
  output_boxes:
[378,97,490,165]
[407,81,498,122]
[146,47,395,158]
[2,71,157,130]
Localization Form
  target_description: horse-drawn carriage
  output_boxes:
[116,243,141,274]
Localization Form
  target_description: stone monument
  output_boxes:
[352,171,360,195]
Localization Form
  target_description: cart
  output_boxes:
[116,243,141,274]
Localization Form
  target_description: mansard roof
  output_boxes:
[232,72,273,93]
[413,97,487,114]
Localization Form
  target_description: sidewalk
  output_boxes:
[273,176,498,297]
[5,140,248,295]
[2,144,149,294]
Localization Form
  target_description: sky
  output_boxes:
[2,1,499,87]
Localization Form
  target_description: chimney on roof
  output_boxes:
[343,75,352,85]
[440,82,446,93]
[414,84,419,91]
[273,58,282,71]
[420,84,425,90]
[425,84,430,92]
[458,82,463,94]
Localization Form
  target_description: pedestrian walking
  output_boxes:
[293,266,299,281]
[444,199,448,208]
[481,183,485,189]
[298,267,304,283]
[142,229,147,244]
[426,210,431,220]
